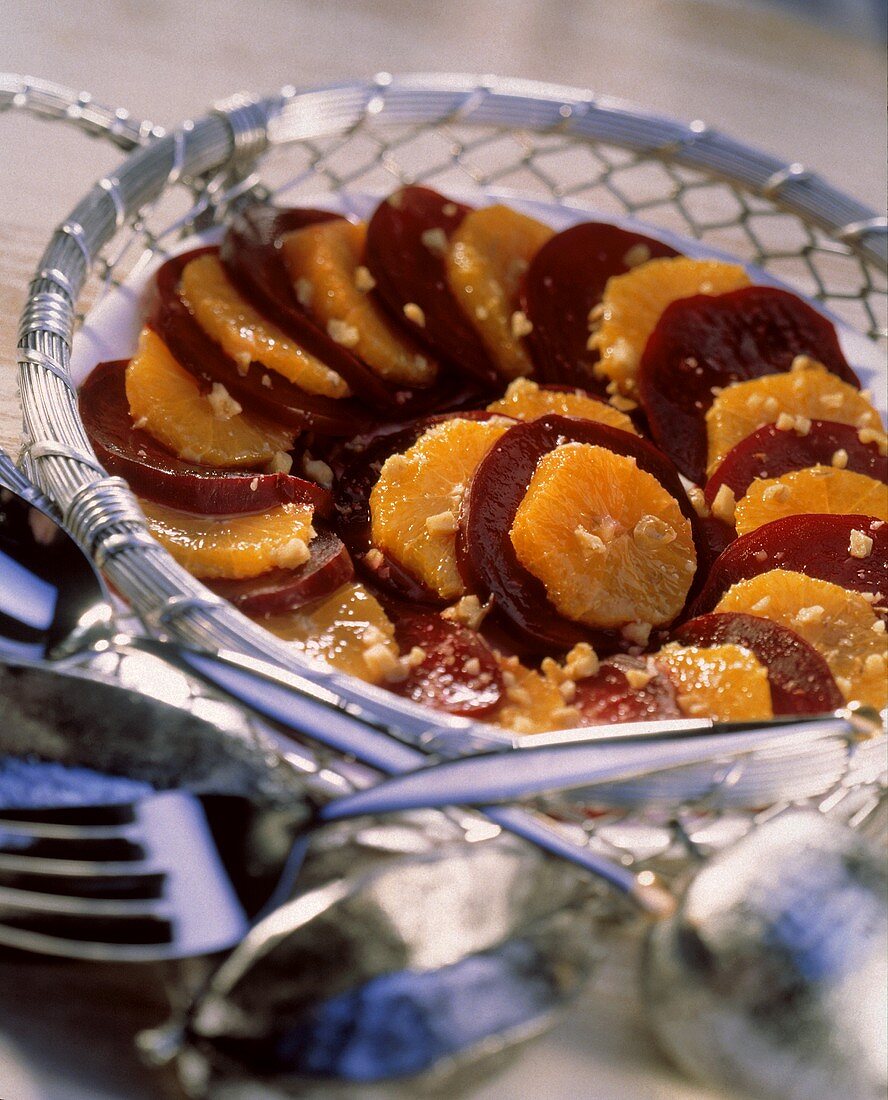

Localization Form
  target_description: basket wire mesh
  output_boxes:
[2,71,886,872]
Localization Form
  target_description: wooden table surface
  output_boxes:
[0,2,885,1098]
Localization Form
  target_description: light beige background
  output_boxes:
[0,2,885,1097]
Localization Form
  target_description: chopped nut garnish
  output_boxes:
[354,265,376,292]
[622,243,651,268]
[363,642,407,683]
[327,318,360,348]
[687,486,711,519]
[609,393,638,412]
[266,450,293,475]
[624,666,655,690]
[564,643,600,681]
[873,620,886,634]
[425,509,458,536]
[795,605,825,625]
[711,483,737,525]
[587,303,605,330]
[858,427,888,454]
[790,354,819,372]
[475,305,489,320]
[270,536,310,569]
[249,477,259,492]
[303,455,334,489]
[775,412,795,432]
[622,622,651,648]
[462,656,481,676]
[831,448,849,469]
[364,547,384,568]
[849,529,874,559]
[133,416,148,430]
[261,373,273,389]
[405,646,427,670]
[207,383,242,421]
[403,302,426,327]
[575,525,607,554]
[558,679,577,702]
[864,653,886,675]
[442,202,458,217]
[295,277,313,307]
[420,227,448,255]
[441,594,489,631]
[510,310,534,340]
[751,596,772,612]
[754,549,768,562]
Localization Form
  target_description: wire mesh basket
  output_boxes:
[2,71,886,872]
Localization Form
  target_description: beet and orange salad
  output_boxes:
[79,186,888,732]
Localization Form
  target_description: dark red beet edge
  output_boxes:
[153,247,371,438]
[673,611,843,715]
[690,514,888,617]
[391,612,504,716]
[365,186,499,387]
[574,658,681,724]
[79,358,333,517]
[704,419,888,505]
[522,221,678,393]
[638,285,859,484]
[458,414,705,655]
[205,527,353,617]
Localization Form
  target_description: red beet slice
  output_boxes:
[390,612,503,716]
[673,611,843,715]
[638,285,860,484]
[704,419,888,506]
[364,186,499,387]
[333,410,500,605]
[573,657,681,724]
[521,222,678,392]
[153,249,369,437]
[458,414,703,655]
[690,514,888,616]
[79,358,333,517]
[218,205,409,411]
[205,528,353,617]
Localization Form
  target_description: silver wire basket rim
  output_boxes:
[8,71,888,801]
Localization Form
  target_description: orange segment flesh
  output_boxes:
[370,418,511,599]
[491,659,574,735]
[487,377,638,434]
[262,581,399,684]
[589,257,750,395]
[714,570,888,709]
[705,362,885,476]
[140,500,314,580]
[281,220,436,387]
[510,443,696,630]
[179,253,349,398]
[655,642,773,722]
[445,205,554,379]
[126,328,293,467]
[735,467,888,536]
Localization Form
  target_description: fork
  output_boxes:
[0,792,271,962]
[2,708,873,961]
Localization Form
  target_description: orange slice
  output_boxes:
[263,581,400,684]
[705,362,884,476]
[490,658,575,735]
[735,467,888,536]
[370,418,511,599]
[510,443,696,630]
[487,377,638,434]
[179,253,349,398]
[445,205,554,379]
[714,569,887,709]
[125,328,293,467]
[140,499,314,580]
[590,257,750,395]
[655,642,773,722]
[281,219,436,387]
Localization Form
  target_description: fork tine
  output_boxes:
[0,883,169,918]
[0,790,250,960]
